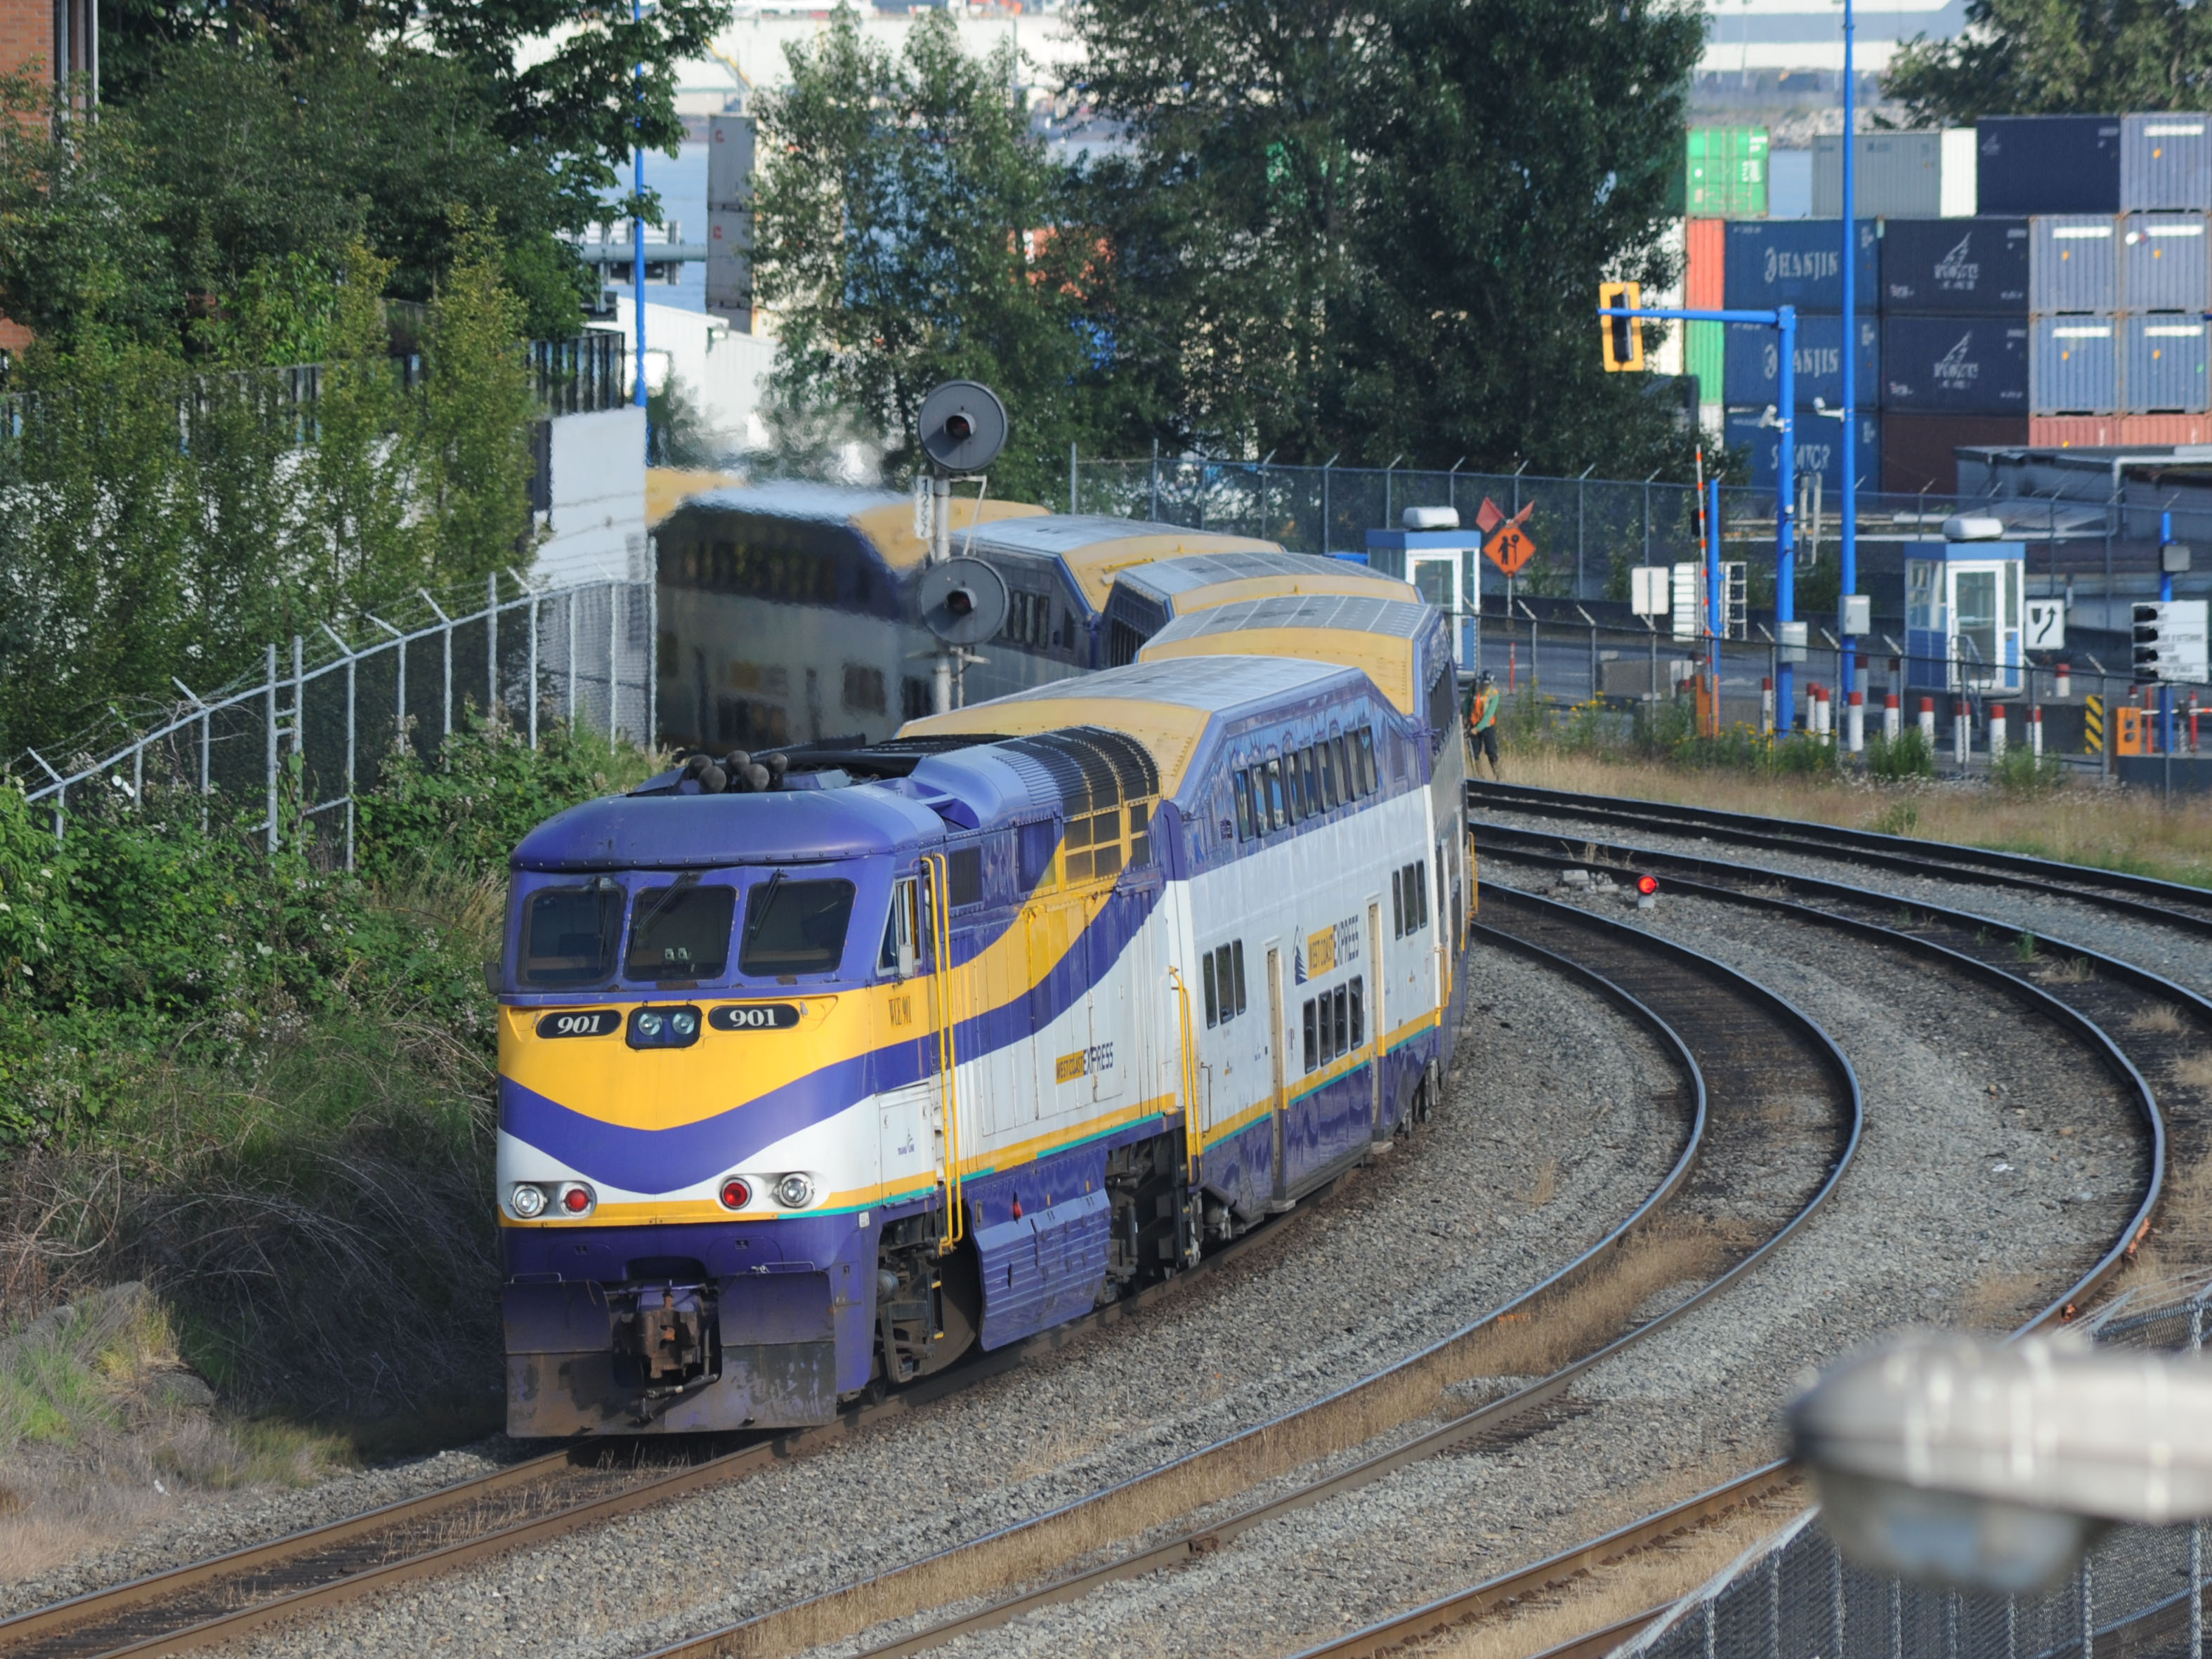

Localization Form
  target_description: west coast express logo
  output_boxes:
[1294,917,1363,983]
[1054,1043,1115,1084]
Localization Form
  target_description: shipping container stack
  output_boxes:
[2001,114,2212,447]
[1718,218,1884,493]
[1675,127,1768,433]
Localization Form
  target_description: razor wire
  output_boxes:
[10,574,657,871]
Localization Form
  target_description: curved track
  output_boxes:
[624,891,1861,1659]
[1296,811,2182,1659]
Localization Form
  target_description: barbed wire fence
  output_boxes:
[8,574,656,871]
[1619,1278,2212,1659]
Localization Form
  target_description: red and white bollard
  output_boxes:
[1846,690,1865,754]
[1884,690,1902,742]
[1989,703,2008,762]
[1954,699,1971,766]
[2055,662,2072,701]
[1918,696,1937,747]
[2031,704,2044,758]
[1811,683,1831,743]
[1761,676,1775,735]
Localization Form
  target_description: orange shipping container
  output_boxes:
[2029,416,2119,447]
[2119,413,2212,445]
[1686,218,1725,310]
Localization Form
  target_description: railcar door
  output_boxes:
[1366,898,1385,1141]
[1266,944,1287,1207]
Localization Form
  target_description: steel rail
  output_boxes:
[637,894,1861,1659]
[1467,778,2212,938]
[1283,834,2178,1659]
[0,1150,1378,1659]
[1475,832,2167,1331]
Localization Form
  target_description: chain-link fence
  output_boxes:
[10,575,655,870]
[1620,1285,2212,1659]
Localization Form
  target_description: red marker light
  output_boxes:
[720,1178,752,1210]
[562,1184,593,1213]
[1637,875,1659,896]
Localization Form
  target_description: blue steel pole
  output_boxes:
[1840,0,1857,703]
[1777,304,1798,728]
[632,0,648,434]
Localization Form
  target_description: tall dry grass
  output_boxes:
[1496,752,2212,891]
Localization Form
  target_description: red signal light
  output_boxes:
[720,1178,752,1210]
[1637,875,1658,896]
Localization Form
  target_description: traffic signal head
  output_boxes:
[2135,602,2171,683]
[1599,281,1644,372]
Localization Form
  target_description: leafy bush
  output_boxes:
[1991,743,2067,794]
[1865,726,1937,781]
[0,720,658,1423]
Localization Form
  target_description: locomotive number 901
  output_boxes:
[535,1009,622,1038]
[708,1003,802,1032]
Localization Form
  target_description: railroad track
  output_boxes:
[1281,825,2182,1659]
[1467,778,2212,940]
[0,1164,1374,1659]
[622,891,1861,1659]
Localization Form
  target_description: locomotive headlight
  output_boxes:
[773,1172,816,1209]
[670,1009,698,1037]
[558,1181,596,1217]
[636,1010,666,1038]
[510,1183,547,1219]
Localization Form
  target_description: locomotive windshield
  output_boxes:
[738,877,858,976]
[624,884,738,981]
[519,881,624,986]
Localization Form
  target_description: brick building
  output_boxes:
[0,0,95,350]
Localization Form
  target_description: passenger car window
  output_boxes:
[742,877,857,976]
[1234,773,1255,841]
[521,882,624,987]
[624,884,737,981]
[1265,759,1287,830]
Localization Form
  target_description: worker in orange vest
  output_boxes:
[1466,670,1503,781]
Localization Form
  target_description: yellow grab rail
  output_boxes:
[927,853,964,1254]
[1166,964,1201,1185]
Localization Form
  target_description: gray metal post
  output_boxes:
[646,579,658,749]
[608,582,620,739]
[292,634,305,778]
[1068,441,1077,516]
[1148,438,1159,521]
[442,618,452,736]
[487,572,499,718]
[1833,1535,1847,1659]
[2081,1556,2095,1659]
[567,591,578,723]
[131,743,142,813]
[265,642,280,852]
[1576,464,1593,598]
[345,644,356,870]
[528,591,540,747]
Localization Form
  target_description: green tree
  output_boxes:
[1885,0,2212,124]
[419,222,537,584]
[1072,0,1705,474]
[752,6,1107,497]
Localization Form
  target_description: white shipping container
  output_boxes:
[1814,130,1977,219]
[1648,220,1685,378]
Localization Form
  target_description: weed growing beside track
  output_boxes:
[0,719,656,1481]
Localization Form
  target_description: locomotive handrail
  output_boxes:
[1166,964,1200,1186]
[927,853,964,1255]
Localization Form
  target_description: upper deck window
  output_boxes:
[624,884,738,982]
[521,882,624,987]
[740,877,858,976]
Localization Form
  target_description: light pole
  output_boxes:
[1839,0,1859,703]
[632,0,649,445]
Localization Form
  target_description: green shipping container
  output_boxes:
[1684,319,1724,406]
[1674,128,1769,218]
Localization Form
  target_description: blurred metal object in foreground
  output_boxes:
[1791,1329,2212,1594]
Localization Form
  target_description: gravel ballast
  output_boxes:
[173,947,1684,1659]
[823,872,2147,1659]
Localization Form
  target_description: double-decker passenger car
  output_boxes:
[496,622,1474,1434]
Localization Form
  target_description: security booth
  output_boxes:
[1364,525,1483,671]
[1859,537,2027,696]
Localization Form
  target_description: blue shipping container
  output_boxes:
[1881,316,2031,414]
[1977,115,2123,215]
[1880,218,2029,315]
[2126,314,2212,413]
[2030,315,2120,414]
[1722,219,1881,313]
[1722,315,1881,409]
[1723,409,1883,493]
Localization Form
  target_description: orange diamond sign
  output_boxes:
[1484,523,1536,577]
